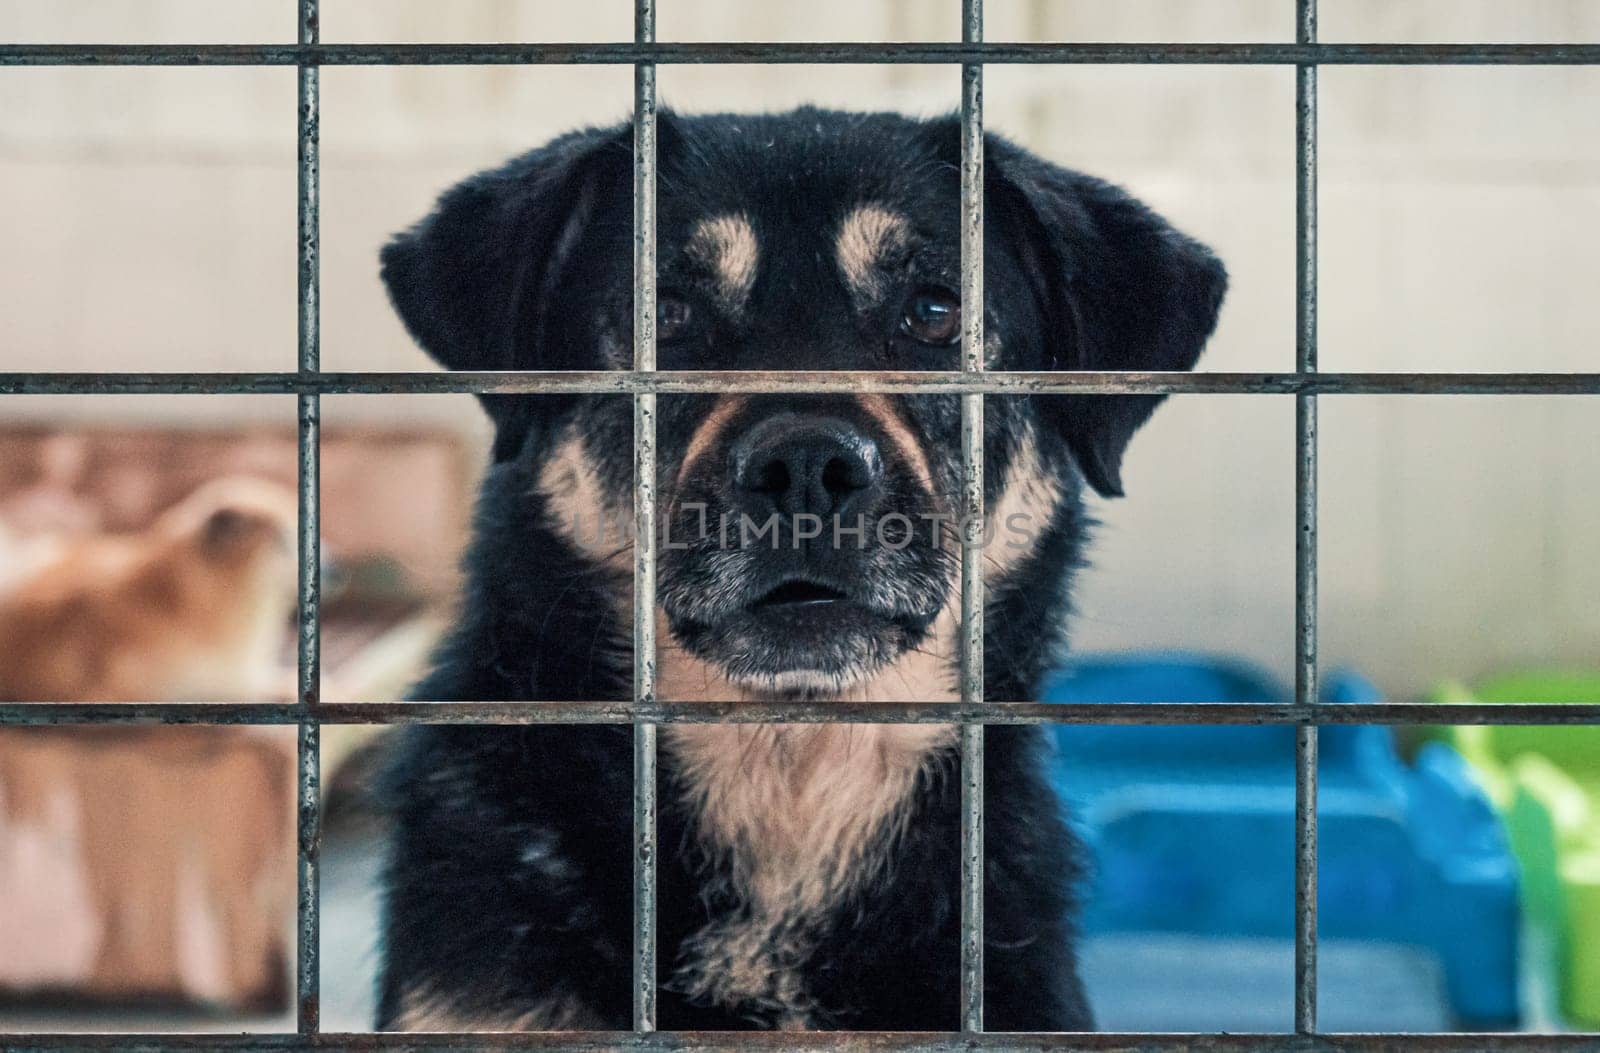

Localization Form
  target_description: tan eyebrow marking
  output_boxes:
[834,205,911,305]
[686,214,759,317]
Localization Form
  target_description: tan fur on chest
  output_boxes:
[664,719,954,1021]
[667,721,955,914]
[655,597,961,911]
[660,601,959,1020]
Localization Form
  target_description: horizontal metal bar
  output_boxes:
[4,371,1599,397]
[4,42,1600,66]
[3,701,1596,727]
[4,1031,1597,1052]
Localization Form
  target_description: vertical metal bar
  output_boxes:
[958,0,986,1034]
[1293,0,1319,1036]
[294,0,321,1037]
[632,0,659,1034]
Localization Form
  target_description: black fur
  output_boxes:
[375,108,1225,1032]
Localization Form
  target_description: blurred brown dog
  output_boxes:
[0,477,298,703]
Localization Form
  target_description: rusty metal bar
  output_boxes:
[3,370,1598,396]
[5,41,1600,66]
[1293,0,1319,1035]
[5,1031,1599,1052]
[5,701,1596,727]
[958,0,986,1032]
[294,0,322,1036]
[631,0,659,1033]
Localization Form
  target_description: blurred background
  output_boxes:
[1,0,1596,1038]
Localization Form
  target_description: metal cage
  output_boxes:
[3,2,1599,1050]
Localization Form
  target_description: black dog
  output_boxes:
[375,108,1225,1033]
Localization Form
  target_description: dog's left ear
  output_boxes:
[991,142,1227,497]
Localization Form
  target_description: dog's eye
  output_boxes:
[899,289,961,346]
[656,297,694,342]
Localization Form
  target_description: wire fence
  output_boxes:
[2,1,1597,1050]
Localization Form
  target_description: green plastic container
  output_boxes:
[1428,672,1600,1028]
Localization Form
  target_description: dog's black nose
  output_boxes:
[731,415,883,519]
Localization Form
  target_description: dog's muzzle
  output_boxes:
[659,400,950,689]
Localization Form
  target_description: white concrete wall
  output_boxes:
[2,1,1596,696]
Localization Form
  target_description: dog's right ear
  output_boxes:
[989,139,1227,499]
[380,125,629,459]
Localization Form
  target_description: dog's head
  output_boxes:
[382,109,1225,698]
[157,476,299,589]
